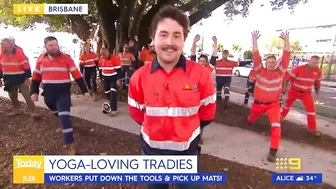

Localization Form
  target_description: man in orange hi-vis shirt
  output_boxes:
[247,30,290,162]
[140,42,156,66]
[118,44,135,89]
[281,56,322,137]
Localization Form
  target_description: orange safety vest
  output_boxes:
[205,64,214,73]
[31,53,86,95]
[253,50,290,102]
[215,59,238,77]
[0,47,30,77]
[33,53,82,84]
[128,56,216,153]
[79,52,98,67]
[118,52,135,66]
[248,70,257,82]
[99,56,121,76]
[286,65,322,91]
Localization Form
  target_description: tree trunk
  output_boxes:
[96,29,103,57]
[96,0,120,53]
[67,15,91,41]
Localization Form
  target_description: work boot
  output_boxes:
[267,148,278,162]
[109,111,117,117]
[308,130,321,137]
[7,109,20,116]
[66,143,76,155]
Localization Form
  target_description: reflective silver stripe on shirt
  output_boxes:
[128,96,145,110]
[255,82,282,91]
[146,106,200,117]
[200,93,216,106]
[42,79,71,83]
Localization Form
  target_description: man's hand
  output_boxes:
[212,36,217,42]
[84,92,90,100]
[280,31,290,42]
[134,35,138,41]
[194,34,201,43]
[282,86,289,94]
[251,31,261,41]
[31,94,39,101]
[0,79,2,87]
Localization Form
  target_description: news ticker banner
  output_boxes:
[13,4,88,15]
[13,155,225,184]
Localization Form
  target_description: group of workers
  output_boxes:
[0,5,324,188]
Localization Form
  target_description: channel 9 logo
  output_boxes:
[275,158,301,171]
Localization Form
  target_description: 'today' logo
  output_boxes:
[16,159,42,169]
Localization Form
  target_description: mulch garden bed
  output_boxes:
[70,80,336,154]
[0,97,334,189]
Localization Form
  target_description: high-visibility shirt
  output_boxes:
[140,48,149,62]
[79,52,98,67]
[118,52,135,66]
[30,53,88,96]
[253,50,290,102]
[98,55,121,76]
[286,65,322,91]
[140,49,156,65]
[128,55,216,154]
[0,47,31,85]
[248,70,257,82]
[205,64,214,73]
[214,58,238,77]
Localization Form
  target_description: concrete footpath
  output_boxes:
[1,90,336,187]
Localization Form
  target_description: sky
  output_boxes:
[0,0,335,58]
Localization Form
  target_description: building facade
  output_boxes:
[276,24,336,56]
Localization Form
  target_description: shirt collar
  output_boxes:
[151,54,187,73]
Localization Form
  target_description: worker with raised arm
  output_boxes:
[247,31,290,162]
[30,36,90,155]
[210,36,238,109]
[128,5,216,189]
[243,70,257,105]
[190,34,216,88]
[281,56,322,136]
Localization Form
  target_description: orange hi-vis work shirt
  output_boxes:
[214,59,238,77]
[205,64,214,73]
[98,55,121,76]
[0,47,31,85]
[286,65,322,92]
[248,70,257,82]
[128,55,216,154]
[31,53,87,96]
[253,50,290,103]
[141,53,156,65]
[140,48,149,62]
[118,52,135,66]
[79,52,98,67]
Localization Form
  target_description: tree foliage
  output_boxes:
[0,0,309,52]
[243,49,252,60]
[217,43,224,52]
[232,44,242,53]
[265,37,302,55]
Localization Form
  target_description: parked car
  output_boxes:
[232,60,253,77]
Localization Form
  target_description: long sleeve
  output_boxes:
[30,58,42,95]
[67,57,88,94]
[278,50,291,73]
[253,50,263,72]
[20,51,31,79]
[128,70,145,125]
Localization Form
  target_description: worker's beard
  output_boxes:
[47,50,61,57]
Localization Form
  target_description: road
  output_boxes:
[231,76,336,107]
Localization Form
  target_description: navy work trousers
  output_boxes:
[44,93,74,145]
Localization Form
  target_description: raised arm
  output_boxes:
[278,31,291,71]
[251,31,262,71]
[190,34,200,61]
[210,36,218,66]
